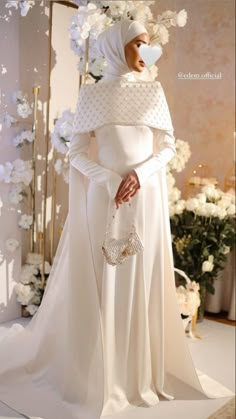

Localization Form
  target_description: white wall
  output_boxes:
[152,0,235,192]
[0,4,22,322]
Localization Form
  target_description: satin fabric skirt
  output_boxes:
[86,123,173,415]
[87,172,166,416]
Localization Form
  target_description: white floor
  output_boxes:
[0,318,235,419]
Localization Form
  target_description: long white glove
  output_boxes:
[69,131,122,198]
[134,129,176,187]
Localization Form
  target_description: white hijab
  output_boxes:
[96,19,151,81]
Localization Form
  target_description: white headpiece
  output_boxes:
[96,19,148,81]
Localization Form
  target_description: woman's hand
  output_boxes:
[114,170,140,208]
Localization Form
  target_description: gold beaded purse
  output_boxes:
[102,204,144,266]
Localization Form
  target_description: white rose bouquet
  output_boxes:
[170,186,235,301]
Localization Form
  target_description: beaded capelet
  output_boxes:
[73,79,173,134]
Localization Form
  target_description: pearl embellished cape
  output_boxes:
[73,79,173,134]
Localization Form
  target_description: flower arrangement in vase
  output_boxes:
[167,148,235,321]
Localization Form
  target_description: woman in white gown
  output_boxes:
[0,18,233,419]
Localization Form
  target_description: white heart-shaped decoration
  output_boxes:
[139,44,163,67]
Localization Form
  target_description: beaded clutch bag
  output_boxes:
[102,204,144,266]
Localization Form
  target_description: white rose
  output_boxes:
[174,200,186,215]
[39,261,51,275]
[51,132,68,154]
[157,24,169,45]
[26,304,39,316]
[221,245,230,255]
[166,172,176,189]
[202,184,221,201]
[197,202,217,217]
[202,261,214,272]
[186,198,199,212]
[17,102,32,119]
[215,206,227,220]
[202,255,214,272]
[19,265,38,284]
[14,283,35,305]
[10,159,33,186]
[169,187,181,203]
[216,199,229,209]
[227,204,235,216]
[59,121,72,139]
[196,193,207,205]
[18,214,33,229]
[167,139,191,173]
[204,202,218,217]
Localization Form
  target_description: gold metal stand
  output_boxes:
[39,1,55,288]
[49,147,58,264]
[30,85,40,253]
[84,36,89,85]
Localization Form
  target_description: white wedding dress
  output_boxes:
[86,123,176,415]
[0,122,233,419]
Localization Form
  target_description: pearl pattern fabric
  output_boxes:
[73,79,173,134]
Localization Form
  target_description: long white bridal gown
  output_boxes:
[70,123,234,417]
[0,86,234,419]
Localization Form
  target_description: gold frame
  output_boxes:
[30,85,40,254]
[42,0,83,283]
[31,0,89,285]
